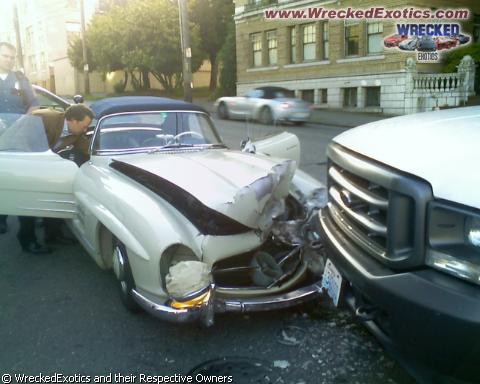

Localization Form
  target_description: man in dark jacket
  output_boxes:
[0,42,39,238]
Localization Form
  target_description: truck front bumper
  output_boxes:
[319,209,480,382]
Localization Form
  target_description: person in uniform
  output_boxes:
[0,42,38,237]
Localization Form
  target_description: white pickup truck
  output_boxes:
[317,106,480,382]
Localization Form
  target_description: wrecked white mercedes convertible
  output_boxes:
[0,97,325,325]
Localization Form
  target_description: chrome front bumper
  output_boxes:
[132,282,323,326]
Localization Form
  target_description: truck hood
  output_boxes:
[333,107,480,208]
[111,149,295,231]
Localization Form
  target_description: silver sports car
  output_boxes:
[215,86,312,126]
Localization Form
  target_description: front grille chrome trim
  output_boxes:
[327,202,387,260]
[329,186,387,236]
[329,166,388,209]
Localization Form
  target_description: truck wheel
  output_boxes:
[112,240,141,312]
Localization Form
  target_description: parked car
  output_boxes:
[398,35,419,51]
[318,107,480,382]
[383,34,408,47]
[0,96,326,326]
[215,86,312,125]
[452,33,471,45]
[416,35,437,52]
[436,36,457,50]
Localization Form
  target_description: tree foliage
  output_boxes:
[68,0,205,92]
[442,42,480,73]
[218,21,236,96]
[442,42,480,93]
[191,0,235,90]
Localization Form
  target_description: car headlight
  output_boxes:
[466,217,480,248]
[160,244,212,303]
[426,202,480,284]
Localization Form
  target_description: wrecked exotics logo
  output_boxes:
[384,23,471,62]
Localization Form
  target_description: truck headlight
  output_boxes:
[466,217,480,248]
[426,202,480,284]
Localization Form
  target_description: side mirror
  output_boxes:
[73,95,84,104]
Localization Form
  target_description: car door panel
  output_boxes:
[0,151,78,218]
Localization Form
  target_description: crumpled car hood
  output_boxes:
[111,149,296,230]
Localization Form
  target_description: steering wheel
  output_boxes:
[168,131,204,144]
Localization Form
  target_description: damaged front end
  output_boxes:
[132,186,327,326]
[116,149,327,325]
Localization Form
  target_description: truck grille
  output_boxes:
[328,164,389,260]
[322,143,432,269]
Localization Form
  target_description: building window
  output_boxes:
[267,30,277,65]
[322,23,329,60]
[345,22,359,56]
[251,33,262,67]
[367,22,383,55]
[289,27,296,63]
[320,89,328,104]
[343,88,357,107]
[302,89,314,103]
[302,24,316,61]
[366,87,381,107]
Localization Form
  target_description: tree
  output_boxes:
[191,0,235,91]
[218,21,236,96]
[442,42,480,72]
[68,0,205,93]
[442,42,480,93]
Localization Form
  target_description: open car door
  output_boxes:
[0,113,78,219]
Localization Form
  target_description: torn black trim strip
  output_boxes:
[110,160,252,236]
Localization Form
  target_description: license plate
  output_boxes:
[294,112,308,118]
[321,259,343,306]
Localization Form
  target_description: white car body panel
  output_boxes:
[0,151,77,218]
[332,106,480,208]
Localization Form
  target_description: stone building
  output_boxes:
[234,0,480,114]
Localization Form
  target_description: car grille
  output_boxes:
[328,164,389,260]
[322,143,432,270]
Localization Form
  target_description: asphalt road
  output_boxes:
[0,119,416,384]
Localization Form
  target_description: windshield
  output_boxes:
[0,113,49,152]
[92,111,224,154]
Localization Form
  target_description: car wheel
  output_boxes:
[112,240,141,312]
[260,107,273,125]
[217,103,229,120]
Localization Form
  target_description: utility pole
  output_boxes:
[13,2,24,70]
[80,0,90,95]
[178,0,192,102]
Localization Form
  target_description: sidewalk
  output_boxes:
[310,108,392,128]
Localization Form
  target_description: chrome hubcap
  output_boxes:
[113,245,126,282]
